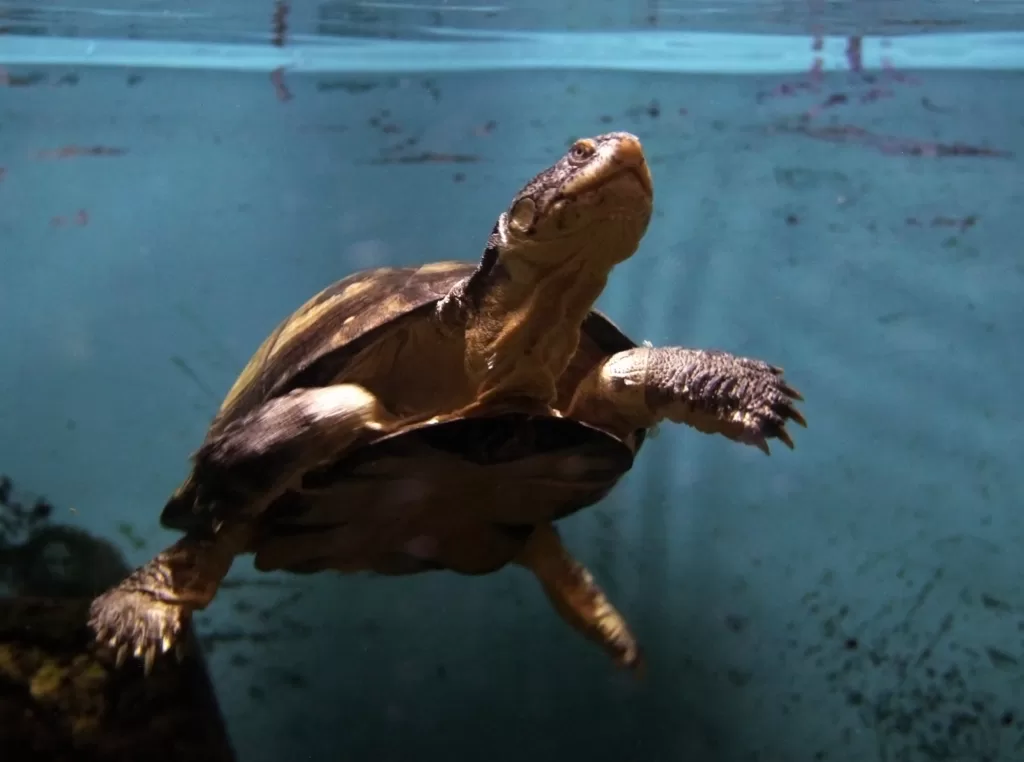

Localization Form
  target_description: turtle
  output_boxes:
[88,131,806,674]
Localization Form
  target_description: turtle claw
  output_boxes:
[89,586,190,672]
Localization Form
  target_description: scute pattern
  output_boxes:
[212,262,474,436]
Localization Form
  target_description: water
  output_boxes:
[1,3,1022,761]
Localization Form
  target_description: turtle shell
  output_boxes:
[249,411,637,576]
[209,261,479,434]
[160,261,647,553]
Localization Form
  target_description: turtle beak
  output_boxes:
[613,133,653,199]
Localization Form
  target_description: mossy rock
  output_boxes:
[0,596,235,762]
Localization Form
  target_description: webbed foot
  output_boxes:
[89,527,247,672]
[89,584,190,674]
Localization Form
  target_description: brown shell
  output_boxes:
[205,259,639,433]
[160,260,642,533]
[210,261,476,436]
[249,413,638,576]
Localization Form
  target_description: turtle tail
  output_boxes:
[88,522,249,673]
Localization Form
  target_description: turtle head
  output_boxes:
[444,132,653,404]
[490,131,654,274]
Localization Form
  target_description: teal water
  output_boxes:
[1,15,1022,762]
[3,31,1024,72]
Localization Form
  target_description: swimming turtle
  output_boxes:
[88,131,805,673]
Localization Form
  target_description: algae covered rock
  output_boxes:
[0,474,236,761]
[0,597,235,761]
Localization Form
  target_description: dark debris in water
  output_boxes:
[800,566,1024,762]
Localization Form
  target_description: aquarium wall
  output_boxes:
[1,2,1022,761]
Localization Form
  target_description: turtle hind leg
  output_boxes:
[92,384,401,672]
[515,522,643,673]
[93,384,402,673]
[89,523,248,673]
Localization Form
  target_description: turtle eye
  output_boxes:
[507,197,536,234]
[568,140,595,163]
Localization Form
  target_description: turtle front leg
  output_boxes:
[515,522,643,672]
[191,384,402,514]
[91,383,401,672]
[567,347,806,453]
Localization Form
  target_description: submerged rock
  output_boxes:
[0,474,236,761]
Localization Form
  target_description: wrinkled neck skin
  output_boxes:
[461,236,619,408]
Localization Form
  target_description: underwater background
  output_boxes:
[0,1,1022,760]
